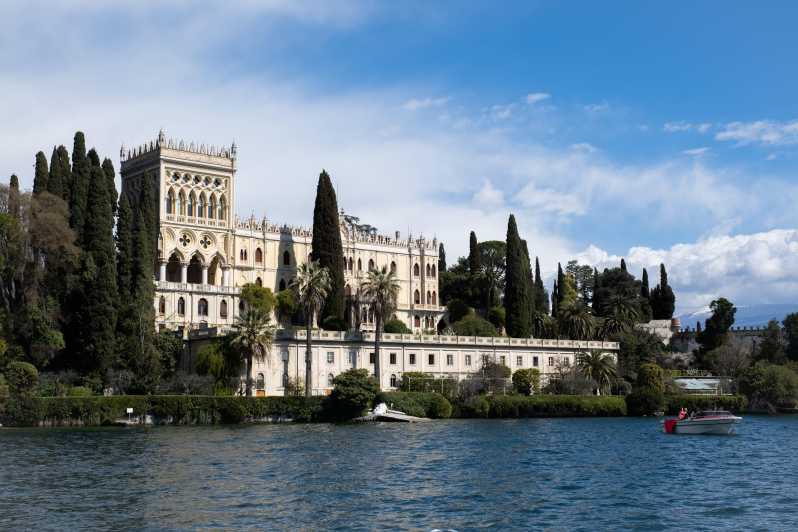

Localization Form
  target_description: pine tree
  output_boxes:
[468,231,481,275]
[310,170,345,328]
[69,132,91,242]
[8,174,20,219]
[504,215,531,337]
[438,243,447,273]
[33,152,49,195]
[534,257,549,315]
[101,158,118,217]
[641,268,650,299]
[72,166,118,379]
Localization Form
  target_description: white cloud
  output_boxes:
[403,97,450,111]
[663,121,712,134]
[525,92,551,105]
[575,229,798,312]
[570,142,598,153]
[489,103,515,120]
[696,123,712,134]
[472,179,505,207]
[584,102,609,113]
[715,120,798,146]
[683,147,710,156]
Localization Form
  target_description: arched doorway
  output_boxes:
[187,255,203,284]
[166,253,182,282]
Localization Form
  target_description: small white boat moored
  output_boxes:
[663,410,742,435]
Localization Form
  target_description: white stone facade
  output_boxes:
[120,131,444,334]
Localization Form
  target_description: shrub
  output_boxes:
[665,394,747,415]
[376,391,453,419]
[512,368,541,395]
[447,299,471,324]
[457,395,626,418]
[636,363,665,394]
[384,319,411,334]
[626,389,665,416]
[738,363,798,411]
[6,361,38,394]
[451,315,498,337]
[67,386,93,397]
[487,306,505,330]
[326,369,379,420]
[322,316,347,332]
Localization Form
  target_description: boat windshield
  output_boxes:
[695,410,732,418]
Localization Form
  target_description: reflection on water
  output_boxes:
[2,417,798,530]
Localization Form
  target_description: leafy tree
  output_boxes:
[487,306,505,331]
[468,231,481,275]
[710,335,752,377]
[327,368,379,419]
[292,261,331,397]
[478,240,506,308]
[275,289,298,326]
[512,368,540,395]
[33,152,49,196]
[69,131,91,242]
[361,265,400,390]
[650,264,675,319]
[230,307,275,396]
[451,315,498,337]
[617,329,664,380]
[446,299,471,323]
[754,320,785,364]
[558,271,578,310]
[566,260,594,304]
[558,303,594,340]
[311,170,345,325]
[577,350,618,395]
[626,363,665,416]
[695,297,736,369]
[154,330,184,379]
[783,313,798,361]
[240,283,276,314]
[738,363,798,411]
[384,318,411,334]
[504,215,531,337]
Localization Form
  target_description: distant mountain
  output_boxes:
[678,303,798,330]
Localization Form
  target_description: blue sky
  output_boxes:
[3,1,798,314]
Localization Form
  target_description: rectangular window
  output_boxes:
[482,354,489,365]
[533,356,539,367]
[370,352,375,364]
[428,354,435,365]
[390,353,397,365]
[409,353,416,365]
[563,357,570,366]
[548,357,554,367]
[517,356,523,367]
[327,352,335,364]
[465,354,472,366]
[446,354,454,366]
[350,351,357,367]
[500,355,506,366]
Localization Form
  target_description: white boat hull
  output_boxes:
[672,417,741,435]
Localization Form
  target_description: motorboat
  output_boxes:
[663,410,742,435]
[353,403,431,423]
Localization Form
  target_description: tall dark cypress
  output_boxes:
[102,158,118,217]
[551,280,559,317]
[468,231,481,275]
[556,263,565,307]
[591,267,601,313]
[504,215,531,337]
[620,258,627,272]
[8,174,20,219]
[73,166,118,378]
[87,148,100,168]
[641,268,650,299]
[651,263,676,319]
[534,257,549,315]
[69,132,91,242]
[48,145,70,200]
[33,152,49,195]
[438,243,446,273]
[116,193,134,298]
[521,239,536,319]
[311,170,345,327]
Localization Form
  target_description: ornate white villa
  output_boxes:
[120,131,617,395]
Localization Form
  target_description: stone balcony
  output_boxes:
[155,280,240,295]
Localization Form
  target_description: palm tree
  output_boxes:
[598,293,641,340]
[230,307,276,396]
[558,303,595,340]
[361,266,401,390]
[577,350,618,395]
[291,261,331,397]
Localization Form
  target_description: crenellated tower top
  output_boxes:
[120,129,237,163]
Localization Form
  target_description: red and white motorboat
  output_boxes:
[663,410,742,435]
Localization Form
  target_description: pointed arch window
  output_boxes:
[390,374,397,388]
[279,279,286,291]
[198,298,208,316]
[390,261,396,274]
[414,315,421,328]
[431,265,436,277]
[197,195,205,218]
[432,291,437,305]
[413,263,420,277]
[426,264,431,277]
[220,300,228,318]
[177,297,185,316]
[255,248,263,263]
[368,259,375,271]
[283,251,291,266]
[426,291,432,304]
[207,194,215,219]
[187,193,195,217]
[414,290,420,304]
[256,277,263,287]
[219,195,227,220]
[158,296,166,314]
[177,191,185,215]
[165,190,175,214]
[348,257,353,271]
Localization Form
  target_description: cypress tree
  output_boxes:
[72,166,118,378]
[87,148,100,168]
[310,170,345,327]
[650,263,676,319]
[33,151,49,195]
[468,231,481,274]
[116,193,134,298]
[641,268,650,299]
[534,257,549,315]
[504,215,531,337]
[439,243,446,273]
[591,267,601,313]
[48,145,71,201]
[556,263,565,307]
[551,280,559,317]
[101,158,118,217]
[620,258,627,272]
[521,239,536,320]
[69,132,91,242]
[8,174,20,219]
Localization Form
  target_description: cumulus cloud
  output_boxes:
[525,92,551,104]
[575,229,798,312]
[715,119,798,146]
[403,97,450,111]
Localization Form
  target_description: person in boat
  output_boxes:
[678,408,687,420]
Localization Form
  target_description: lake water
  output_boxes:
[1,416,797,531]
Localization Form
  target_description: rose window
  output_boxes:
[179,234,190,247]
[200,236,212,249]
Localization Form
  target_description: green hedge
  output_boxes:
[5,395,325,427]
[664,394,747,415]
[457,395,627,418]
[375,391,453,419]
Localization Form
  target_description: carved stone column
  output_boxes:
[180,263,188,284]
